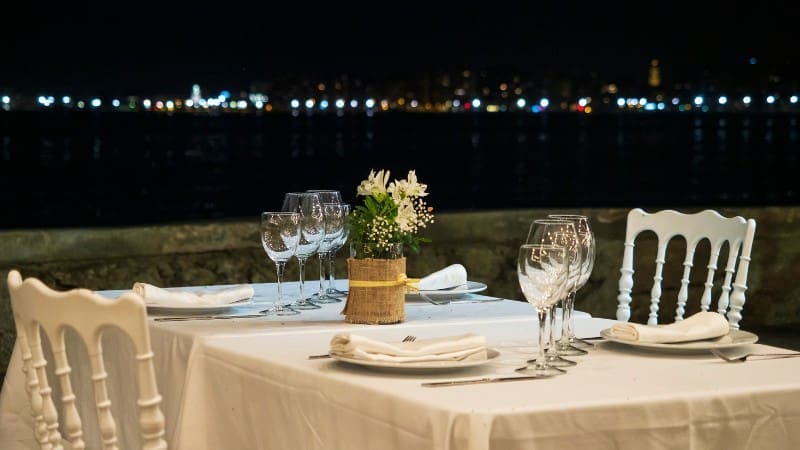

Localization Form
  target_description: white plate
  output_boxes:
[406,281,488,300]
[330,348,500,372]
[146,297,254,314]
[599,328,759,353]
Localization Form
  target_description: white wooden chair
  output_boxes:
[7,270,167,450]
[616,208,756,328]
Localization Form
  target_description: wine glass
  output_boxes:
[306,189,343,204]
[311,202,346,304]
[515,243,569,378]
[325,202,350,297]
[281,192,325,310]
[260,211,301,316]
[526,218,584,363]
[548,214,596,348]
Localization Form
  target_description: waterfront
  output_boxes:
[0,110,797,229]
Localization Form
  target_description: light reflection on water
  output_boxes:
[0,111,797,228]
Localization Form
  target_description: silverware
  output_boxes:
[308,335,417,359]
[422,374,552,387]
[710,349,800,363]
[417,293,503,306]
[154,312,267,321]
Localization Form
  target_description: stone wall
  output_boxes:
[2,207,798,383]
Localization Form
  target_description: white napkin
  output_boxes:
[330,333,488,363]
[132,282,254,306]
[607,311,730,343]
[417,264,468,290]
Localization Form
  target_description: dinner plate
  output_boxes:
[599,328,759,353]
[146,297,254,314]
[330,347,500,372]
[406,281,488,301]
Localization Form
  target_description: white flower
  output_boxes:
[388,170,428,202]
[351,168,434,253]
[357,169,391,196]
[395,198,418,232]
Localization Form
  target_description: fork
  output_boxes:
[710,349,800,363]
[308,335,416,359]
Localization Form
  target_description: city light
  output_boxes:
[4,67,800,115]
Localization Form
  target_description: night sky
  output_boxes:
[2,2,796,96]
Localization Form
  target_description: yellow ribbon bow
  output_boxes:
[348,273,421,293]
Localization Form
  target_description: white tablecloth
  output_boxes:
[2,281,799,450]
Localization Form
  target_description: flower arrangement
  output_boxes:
[349,169,434,258]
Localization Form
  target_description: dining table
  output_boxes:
[1,280,799,450]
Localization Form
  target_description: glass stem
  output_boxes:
[547,304,559,357]
[317,252,327,297]
[327,251,336,292]
[565,290,576,341]
[535,307,548,369]
[275,261,286,309]
[559,291,575,346]
[297,258,307,301]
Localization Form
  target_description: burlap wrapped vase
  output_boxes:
[344,242,406,324]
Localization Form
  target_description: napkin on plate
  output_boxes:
[417,264,468,290]
[132,282,254,306]
[607,311,730,344]
[329,332,488,363]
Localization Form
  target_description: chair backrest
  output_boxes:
[616,208,756,328]
[7,270,167,450]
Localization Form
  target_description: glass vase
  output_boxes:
[349,242,404,260]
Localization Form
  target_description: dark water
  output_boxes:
[0,111,797,229]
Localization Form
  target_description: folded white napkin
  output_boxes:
[330,332,488,363]
[417,264,468,290]
[607,311,730,343]
[132,282,254,306]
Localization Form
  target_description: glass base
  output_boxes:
[291,300,321,310]
[515,364,566,377]
[542,354,578,367]
[263,305,300,316]
[555,343,589,356]
[326,288,348,297]
[310,293,342,304]
[570,338,595,348]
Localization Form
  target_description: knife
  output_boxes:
[421,374,552,387]
[153,314,265,321]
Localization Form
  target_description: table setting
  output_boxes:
[4,170,800,450]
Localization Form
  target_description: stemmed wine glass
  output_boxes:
[515,243,569,378]
[526,218,584,363]
[311,202,346,303]
[548,214,596,348]
[281,192,325,310]
[260,211,301,316]
[306,190,347,302]
[325,202,350,297]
